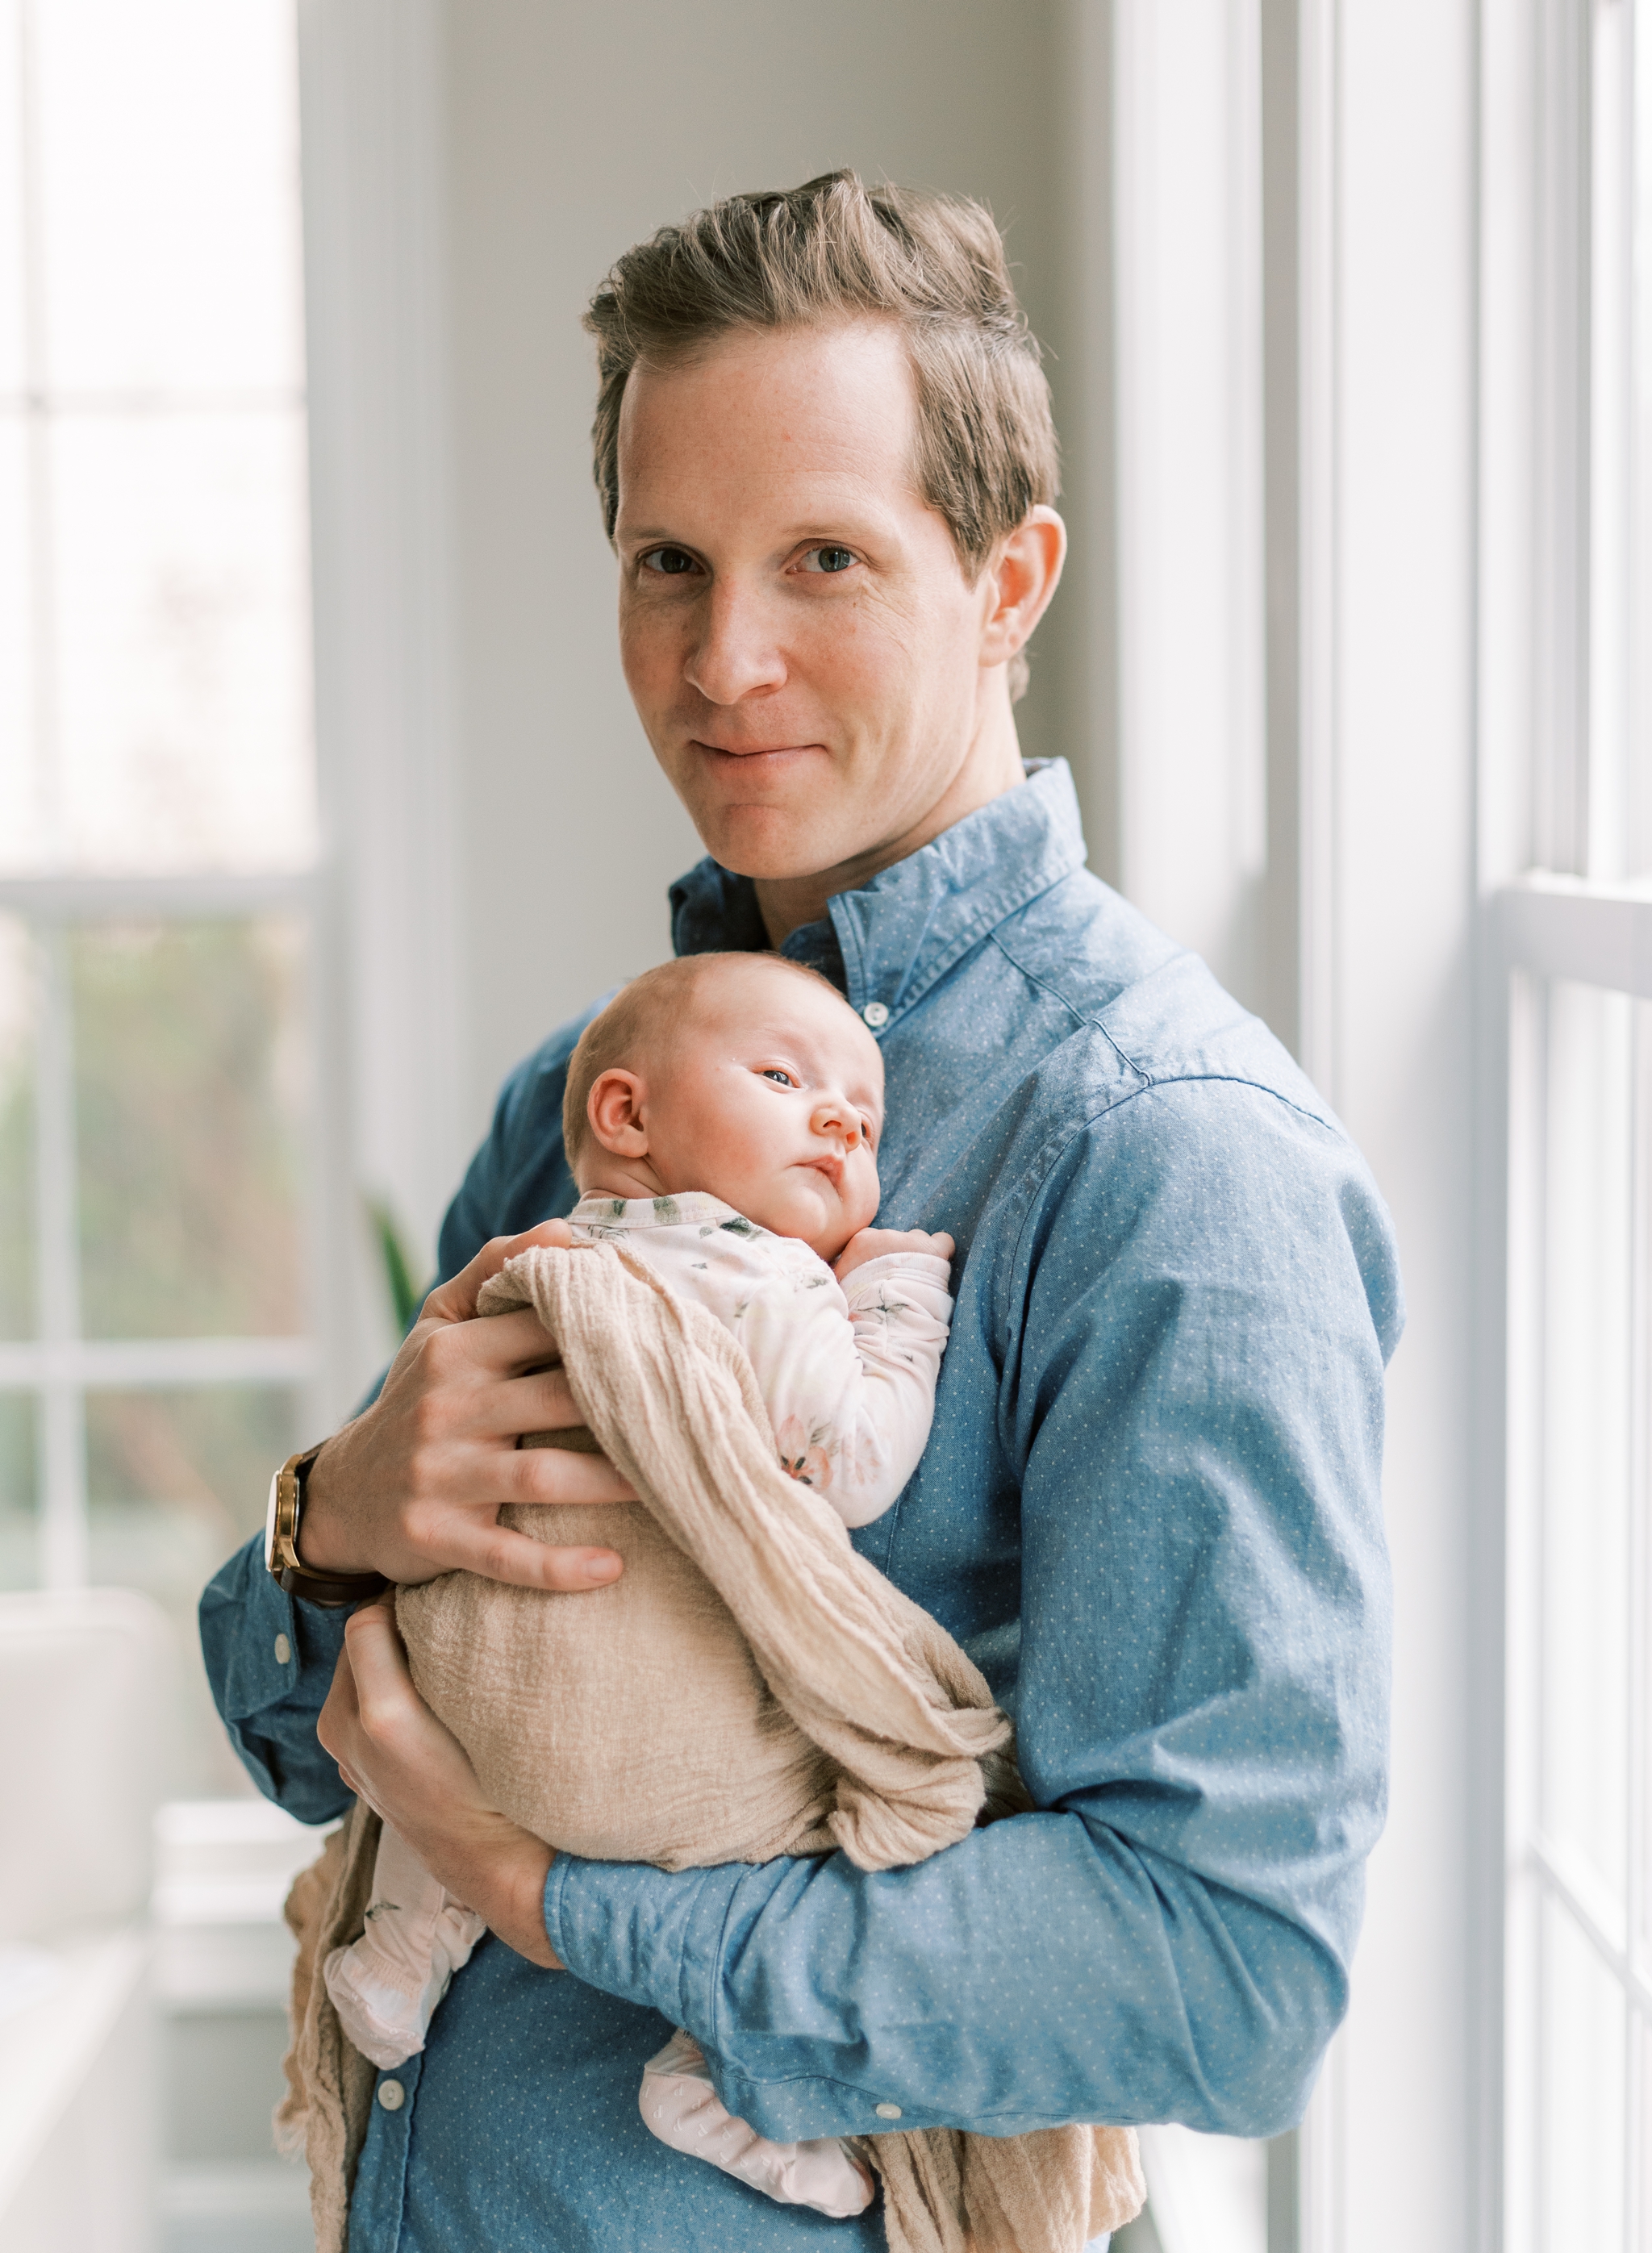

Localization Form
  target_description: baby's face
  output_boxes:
[636,964,883,1260]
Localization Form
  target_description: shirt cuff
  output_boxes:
[201,1532,350,1725]
[543,1852,739,2034]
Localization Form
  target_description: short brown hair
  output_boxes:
[584,170,1058,700]
[562,952,857,1171]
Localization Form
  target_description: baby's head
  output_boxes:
[563,953,885,1262]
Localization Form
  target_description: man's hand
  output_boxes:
[319,1596,560,1969]
[832,1225,955,1283]
[298,1220,633,1590]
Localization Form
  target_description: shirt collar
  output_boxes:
[570,1191,747,1231]
[668,759,1088,1028]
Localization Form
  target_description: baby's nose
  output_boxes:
[814,1098,859,1145]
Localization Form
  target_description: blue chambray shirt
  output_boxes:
[202,760,1400,2253]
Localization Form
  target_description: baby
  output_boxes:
[325,950,955,2219]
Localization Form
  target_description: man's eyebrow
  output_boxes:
[617,506,894,548]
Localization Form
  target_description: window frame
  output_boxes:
[1493,878,1652,2253]
[0,870,333,1591]
[1478,0,1652,2247]
[0,1,353,1608]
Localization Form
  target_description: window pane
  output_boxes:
[74,920,308,1341]
[0,913,33,1340]
[0,1387,36,1588]
[87,1383,298,1796]
[0,1,22,396]
[1538,1898,1626,2251]
[32,0,302,393]
[1540,982,1634,1916]
[0,417,31,854]
[27,411,315,875]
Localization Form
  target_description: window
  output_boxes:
[0,0,324,1794]
[1496,1,1652,2243]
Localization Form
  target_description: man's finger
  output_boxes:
[431,1519,624,1591]
[496,1361,587,1433]
[343,1596,428,1736]
[422,1220,577,1327]
[317,1635,362,1764]
[426,1307,569,1387]
[507,1439,636,1505]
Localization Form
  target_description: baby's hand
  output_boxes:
[832,1227,955,1283]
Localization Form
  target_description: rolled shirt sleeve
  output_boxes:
[543,1074,1400,2143]
[199,1535,354,1826]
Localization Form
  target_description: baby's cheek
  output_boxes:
[849,1158,882,1233]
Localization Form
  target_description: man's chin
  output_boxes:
[681,798,857,885]
[667,774,856,878]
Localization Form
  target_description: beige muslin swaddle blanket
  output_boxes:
[279,1238,1144,2252]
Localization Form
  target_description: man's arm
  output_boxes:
[200,1537,354,1825]
[539,1078,1400,2142]
[200,1013,634,1818]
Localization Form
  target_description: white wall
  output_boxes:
[1314,8,1478,2251]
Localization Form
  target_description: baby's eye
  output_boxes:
[760,1067,799,1087]
[640,546,700,577]
[796,545,858,575]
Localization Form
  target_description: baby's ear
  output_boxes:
[586,1069,649,1156]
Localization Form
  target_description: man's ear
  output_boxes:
[586,1069,650,1158]
[978,507,1067,671]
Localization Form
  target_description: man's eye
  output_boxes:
[799,546,857,575]
[640,547,699,577]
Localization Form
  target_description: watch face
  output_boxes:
[264,1467,282,1571]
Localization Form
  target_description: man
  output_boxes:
[204,173,1400,2251]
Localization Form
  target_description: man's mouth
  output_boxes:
[689,741,828,768]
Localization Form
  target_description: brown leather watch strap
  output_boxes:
[266,1443,388,1608]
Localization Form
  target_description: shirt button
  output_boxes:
[861,1001,890,1028]
[875,2102,902,2120]
[273,1633,291,1665]
[378,2079,406,2111]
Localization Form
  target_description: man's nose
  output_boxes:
[683,580,787,706]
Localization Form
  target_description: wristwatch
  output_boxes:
[265,1443,389,1608]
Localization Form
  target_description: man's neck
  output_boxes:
[753,708,1027,949]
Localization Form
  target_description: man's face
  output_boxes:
[614,320,999,883]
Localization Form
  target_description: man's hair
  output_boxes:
[562,951,857,1170]
[583,170,1058,701]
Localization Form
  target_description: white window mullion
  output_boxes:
[1589,0,1636,880]
[0,1337,317,1390]
[1502,963,1546,2253]
[1625,992,1650,2251]
[34,921,84,1589]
